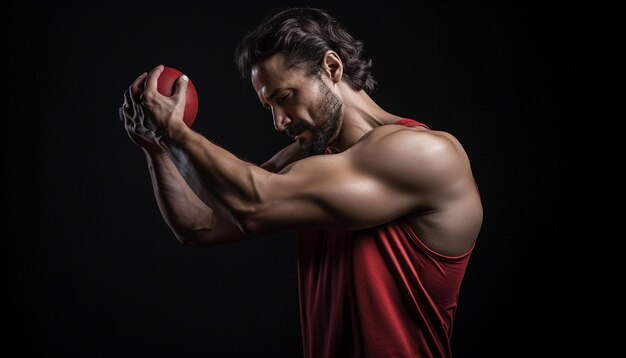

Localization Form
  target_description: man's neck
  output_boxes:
[328,83,402,153]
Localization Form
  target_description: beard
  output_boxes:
[286,79,343,156]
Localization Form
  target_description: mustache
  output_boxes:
[286,121,313,138]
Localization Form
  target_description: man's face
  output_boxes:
[251,54,343,156]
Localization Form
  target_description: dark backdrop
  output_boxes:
[9,1,574,356]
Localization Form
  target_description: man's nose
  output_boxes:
[272,108,292,131]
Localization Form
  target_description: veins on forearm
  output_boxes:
[161,134,263,227]
[171,147,212,203]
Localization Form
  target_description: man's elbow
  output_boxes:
[172,222,234,246]
[172,216,252,246]
[237,216,263,236]
[233,206,267,236]
[173,229,211,246]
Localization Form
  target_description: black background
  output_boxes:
[9,1,574,356]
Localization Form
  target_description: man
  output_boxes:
[119,7,482,358]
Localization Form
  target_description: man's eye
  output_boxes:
[277,93,290,104]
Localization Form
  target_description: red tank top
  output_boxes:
[297,119,473,357]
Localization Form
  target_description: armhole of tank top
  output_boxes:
[398,219,474,262]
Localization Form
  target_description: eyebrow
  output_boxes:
[266,88,282,102]
[261,87,284,107]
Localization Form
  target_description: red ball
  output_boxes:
[155,66,199,127]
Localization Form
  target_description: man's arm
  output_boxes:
[144,149,241,245]
[143,142,304,246]
[160,125,468,235]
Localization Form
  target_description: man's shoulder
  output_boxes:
[348,124,470,186]
[353,124,462,159]
[346,125,471,199]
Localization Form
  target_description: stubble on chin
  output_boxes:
[303,80,343,156]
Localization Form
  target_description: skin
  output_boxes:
[120,51,482,256]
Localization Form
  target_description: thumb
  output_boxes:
[173,74,189,102]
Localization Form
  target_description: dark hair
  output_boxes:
[234,7,377,94]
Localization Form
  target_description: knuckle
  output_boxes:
[140,92,155,103]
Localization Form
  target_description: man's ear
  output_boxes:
[321,50,343,84]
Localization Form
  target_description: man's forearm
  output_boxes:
[144,149,217,237]
[157,126,270,230]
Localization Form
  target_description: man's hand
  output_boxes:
[119,71,158,153]
[118,65,190,150]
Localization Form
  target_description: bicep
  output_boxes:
[248,154,417,233]
[246,129,467,235]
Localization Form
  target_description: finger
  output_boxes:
[124,104,134,129]
[118,107,125,122]
[135,102,146,125]
[124,89,134,114]
[121,87,134,119]
[136,103,156,132]
[121,72,146,121]
[144,64,165,92]
[172,74,189,102]
[130,72,148,100]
